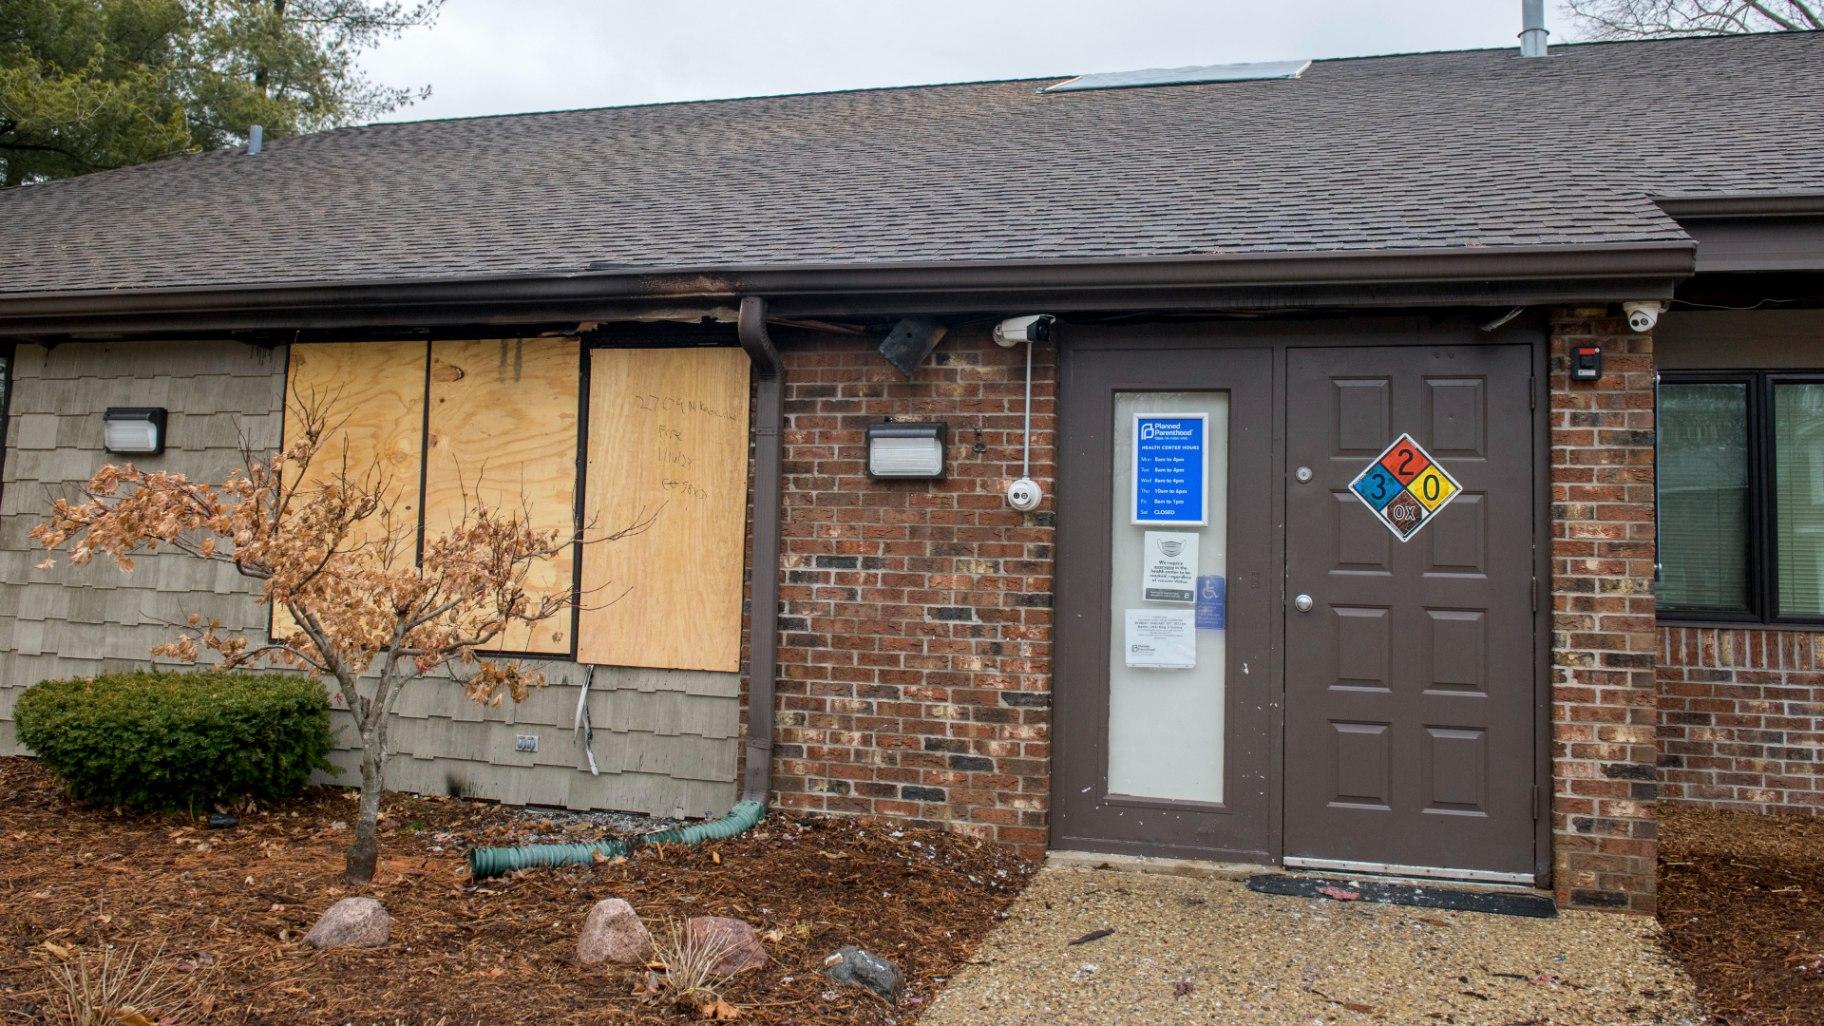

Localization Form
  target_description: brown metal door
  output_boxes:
[1283,344,1536,879]
[1051,341,1276,863]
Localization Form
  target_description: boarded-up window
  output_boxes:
[284,341,428,530]
[424,338,580,654]
[278,341,429,640]
[282,339,580,656]
[577,348,751,672]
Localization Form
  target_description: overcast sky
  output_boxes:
[365,1,1550,123]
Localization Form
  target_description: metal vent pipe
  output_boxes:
[1520,0,1549,57]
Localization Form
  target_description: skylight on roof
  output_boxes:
[1042,59,1311,93]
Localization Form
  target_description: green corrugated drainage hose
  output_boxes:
[467,799,766,879]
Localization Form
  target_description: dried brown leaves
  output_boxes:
[32,396,572,698]
[0,758,1037,1026]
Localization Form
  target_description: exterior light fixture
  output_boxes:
[866,421,946,479]
[102,407,167,455]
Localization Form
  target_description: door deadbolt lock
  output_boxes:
[1295,466,1313,483]
[1294,594,1314,612]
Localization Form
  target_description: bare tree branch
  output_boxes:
[1563,0,1823,38]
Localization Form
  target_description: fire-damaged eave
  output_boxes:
[0,240,1695,339]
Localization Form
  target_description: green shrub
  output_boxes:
[14,670,335,811]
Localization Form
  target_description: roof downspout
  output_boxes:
[1520,0,1549,57]
[737,296,782,805]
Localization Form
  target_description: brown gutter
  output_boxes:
[0,241,1695,337]
[1655,192,1824,219]
[736,296,782,806]
[1654,193,1824,274]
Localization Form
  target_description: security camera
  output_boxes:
[1006,476,1044,512]
[994,314,1055,348]
[1623,301,1664,333]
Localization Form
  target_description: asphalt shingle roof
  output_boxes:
[2,32,1821,297]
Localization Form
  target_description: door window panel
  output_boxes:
[1106,391,1227,804]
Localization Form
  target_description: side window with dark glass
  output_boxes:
[1658,372,1824,624]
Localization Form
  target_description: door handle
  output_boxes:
[1294,594,1314,613]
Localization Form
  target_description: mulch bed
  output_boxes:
[0,757,1035,1025]
[1659,804,1824,1025]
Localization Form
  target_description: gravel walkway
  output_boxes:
[922,866,1701,1026]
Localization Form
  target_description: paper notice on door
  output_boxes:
[1141,531,1199,603]
[1124,608,1197,669]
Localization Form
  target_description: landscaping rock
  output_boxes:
[577,898,653,965]
[304,897,391,948]
[683,916,768,975]
[825,945,904,1002]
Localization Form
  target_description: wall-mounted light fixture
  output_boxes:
[103,407,167,455]
[866,421,946,479]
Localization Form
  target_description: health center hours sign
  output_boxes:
[1132,413,1208,526]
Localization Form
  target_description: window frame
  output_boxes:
[0,344,12,506]
[1657,368,1824,627]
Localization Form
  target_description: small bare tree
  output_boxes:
[33,396,642,882]
[1564,0,1822,38]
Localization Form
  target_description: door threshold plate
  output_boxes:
[1283,855,1534,886]
[1248,874,1558,918]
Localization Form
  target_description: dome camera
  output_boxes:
[1006,476,1044,512]
[1623,301,1663,333]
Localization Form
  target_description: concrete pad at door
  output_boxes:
[921,867,1700,1026]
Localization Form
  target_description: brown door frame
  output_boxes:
[1050,340,1276,863]
[1050,314,1553,888]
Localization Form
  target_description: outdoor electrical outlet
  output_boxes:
[514,734,538,753]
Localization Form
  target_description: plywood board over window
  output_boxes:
[425,338,580,655]
[279,341,429,637]
[285,341,428,522]
[579,347,751,672]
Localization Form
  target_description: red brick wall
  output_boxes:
[753,313,1670,910]
[767,327,1056,853]
[1549,309,1660,913]
[1659,626,1824,814]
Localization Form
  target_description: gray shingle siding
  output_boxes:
[0,340,284,734]
[0,340,737,818]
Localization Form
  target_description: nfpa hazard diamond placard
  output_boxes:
[1347,433,1461,541]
